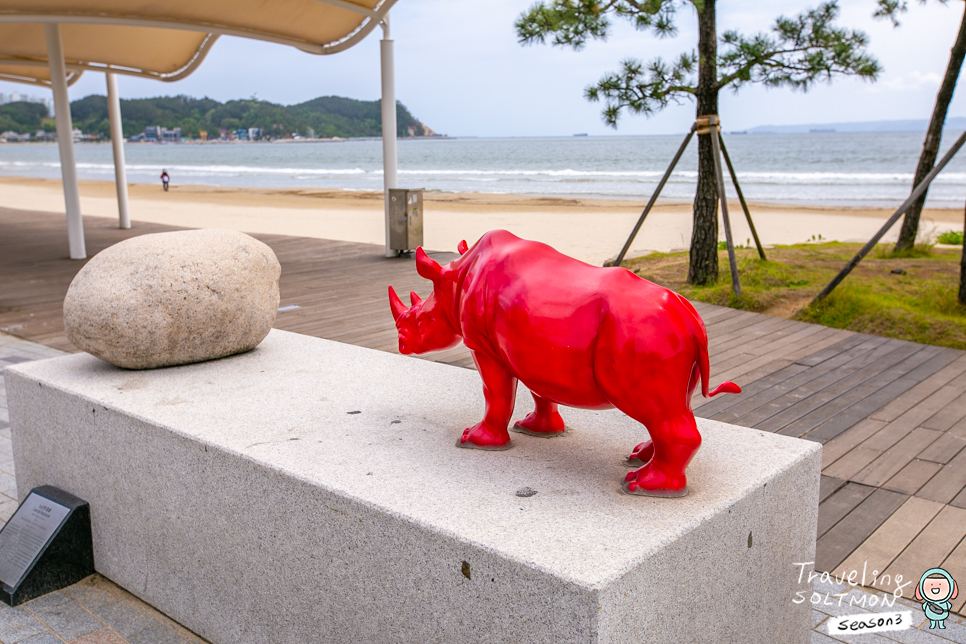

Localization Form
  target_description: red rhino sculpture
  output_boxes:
[388,230,740,497]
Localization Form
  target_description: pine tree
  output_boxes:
[883,0,966,253]
[517,1,880,284]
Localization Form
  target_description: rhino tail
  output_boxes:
[694,326,741,399]
[708,381,742,397]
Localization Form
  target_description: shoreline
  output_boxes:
[1,176,961,266]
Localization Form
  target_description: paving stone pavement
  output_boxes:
[1,331,964,643]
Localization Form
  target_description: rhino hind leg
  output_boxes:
[621,411,701,498]
[512,392,567,437]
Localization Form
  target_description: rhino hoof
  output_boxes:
[620,481,689,498]
[455,438,514,451]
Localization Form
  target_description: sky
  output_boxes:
[1,0,964,137]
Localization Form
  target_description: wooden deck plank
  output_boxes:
[942,536,966,614]
[917,433,966,465]
[921,389,966,431]
[795,334,873,367]
[850,428,942,488]
[875,505,966,594]
[916,447,966,505]
[823,446,884,482]
[882,460,943,496]
[696,363,809,418]
[833,496,944,578]
[803,349,963,444]
[820,476,848,504]
[870,353,966,423]
[692,358,795,413]
[861,386,966,453]
[750,341,920,433]
[708,339,903,426]
[818,482,876,538]
[773,344,939,438]
[815,488,909,574]
[821,419,888,470]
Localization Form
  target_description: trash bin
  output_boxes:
[389,188,423,253]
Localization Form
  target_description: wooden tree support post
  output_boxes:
[718,136,766,260]
[700,115,741,298]
[612,123,698,267]
[812,129,966,305]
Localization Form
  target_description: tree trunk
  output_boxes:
[687,0,720,285]
[895,3,966,252]
[959,198,966,305]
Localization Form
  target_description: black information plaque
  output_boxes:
[0,486,94,606]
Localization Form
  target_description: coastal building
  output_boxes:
[139,125,182,142]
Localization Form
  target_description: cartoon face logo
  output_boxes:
[916,568,958,630]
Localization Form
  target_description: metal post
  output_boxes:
[106,72,130,229]
[45,23,85,259]
[812,129,966,305]
[612,124,697,267]
[705,116,741,297]
[380,17,398,258]
[718,136,765,260]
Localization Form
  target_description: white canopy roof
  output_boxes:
[0,0,396,86]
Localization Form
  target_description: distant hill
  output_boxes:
[748,117,966,134]
[10,94,435,139]
[0,101,53,134]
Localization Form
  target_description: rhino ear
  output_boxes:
[415,247,442,284]
[457,240,468,255]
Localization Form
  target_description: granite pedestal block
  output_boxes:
[4,330,821,643]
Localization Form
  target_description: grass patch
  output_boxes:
[938,230,964,245]
[624,243,966,350]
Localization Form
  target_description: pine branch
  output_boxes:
[517,0,882,127]
[717,2,880,92]
[515,0,684,49]
[585,53,698,127]
[873,0,943,27]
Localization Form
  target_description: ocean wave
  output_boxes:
[4,159,966,186]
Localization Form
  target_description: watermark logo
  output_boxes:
[827,611,913,635]
[792,561,912,609]
[915,567,958,630]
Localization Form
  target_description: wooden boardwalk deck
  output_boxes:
[2,206,964,613]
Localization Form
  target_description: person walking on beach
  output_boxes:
[160,169,170,192]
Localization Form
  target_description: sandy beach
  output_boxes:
[1,176,962,266]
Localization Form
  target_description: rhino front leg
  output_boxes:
[457,351,518,450]
[512,392,566,437]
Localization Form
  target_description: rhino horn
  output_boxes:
[388,285,408,321]
[415,247,442,284]
[457,240,468,255]
[409,291,423,306]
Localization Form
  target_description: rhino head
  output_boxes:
[389,247,462,355]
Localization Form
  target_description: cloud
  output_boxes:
[868,70,943,93]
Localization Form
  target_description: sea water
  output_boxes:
[1,131,965,209]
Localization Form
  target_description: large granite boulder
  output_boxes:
[64,229,281,369]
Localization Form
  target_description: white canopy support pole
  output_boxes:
[45,23,85,259]
[106,72,131,229]
[380,16,397,258]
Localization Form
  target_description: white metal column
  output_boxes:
[380,17,398,258]
[106,72,130,229]
[45,23,85,259]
